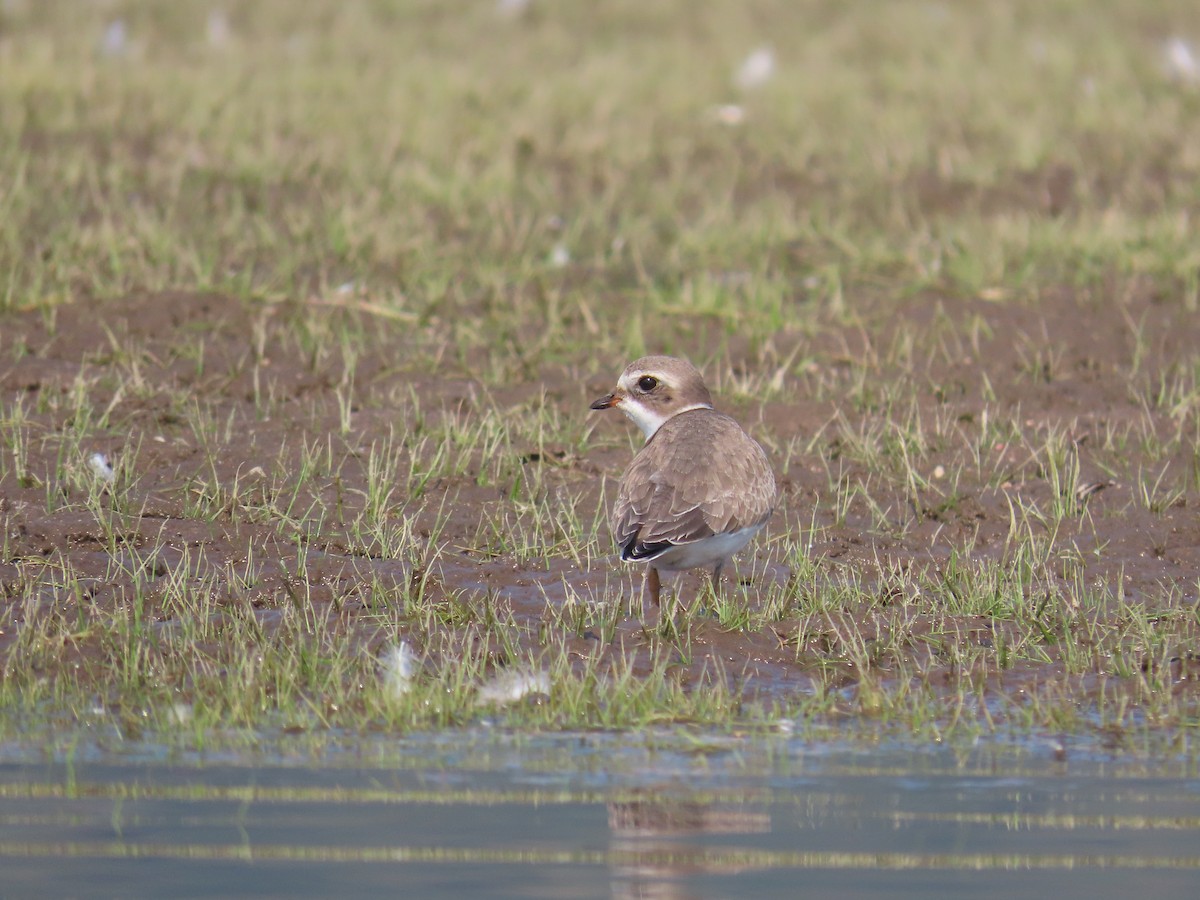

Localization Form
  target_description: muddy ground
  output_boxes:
[1,283,1199,728]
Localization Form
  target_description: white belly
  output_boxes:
[645,524,764,572]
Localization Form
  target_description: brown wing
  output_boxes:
[612,410,775,561]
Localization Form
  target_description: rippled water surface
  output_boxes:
[2,732,1199,898]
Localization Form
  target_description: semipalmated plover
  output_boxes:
[590,356,776,611]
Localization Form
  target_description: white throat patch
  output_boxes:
[622,401,712,441]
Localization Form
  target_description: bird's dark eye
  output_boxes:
[637,375,658,392]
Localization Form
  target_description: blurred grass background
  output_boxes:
[3,1,1199,362]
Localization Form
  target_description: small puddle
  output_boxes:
[2,731,1199,896]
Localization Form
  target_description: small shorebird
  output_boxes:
[590,356,776,613]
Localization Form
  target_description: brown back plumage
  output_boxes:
[612,408,776,560]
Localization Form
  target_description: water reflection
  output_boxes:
[1,732,1199,897]
[608,795,770,898]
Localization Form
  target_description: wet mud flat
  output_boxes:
[1,284,1199,740]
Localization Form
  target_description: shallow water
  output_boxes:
[2,731,1199,898]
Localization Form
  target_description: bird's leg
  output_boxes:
[692,561,726,616]
[644,565,661,608]
[647,566,678,632]
[710,561,725,599]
